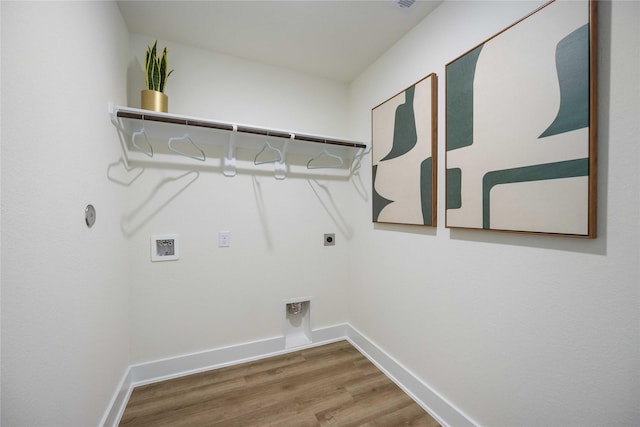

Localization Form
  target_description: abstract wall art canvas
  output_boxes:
[445,0,597,237]
[372,73,437,226]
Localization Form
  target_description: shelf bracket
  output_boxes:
[224,127,237,177]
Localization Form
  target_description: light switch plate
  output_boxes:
[218,231,231,247]
[151,234,179,261]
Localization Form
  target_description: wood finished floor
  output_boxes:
[120,340,441,427]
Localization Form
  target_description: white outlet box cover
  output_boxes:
[151,234,180,261]
[218,230,231,247]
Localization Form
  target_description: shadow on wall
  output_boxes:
[251,176,357,250]
[252,175,275,251]
[373,221,438,237]
[351,168,370,202]
[308,179,354,241]
[107,157,145,186]
[117,169,200,237]
[127,57,146,109]
[448,226,606,255]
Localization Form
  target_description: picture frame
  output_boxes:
[445,0,597,237]
[372,73,438,226]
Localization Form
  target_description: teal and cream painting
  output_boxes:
[445,0,596,237]
[372,74,437,226]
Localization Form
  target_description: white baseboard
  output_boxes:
[345,324,479,427]
[102,323,474,427]
[101,324,347,426]
[99,367,134,427]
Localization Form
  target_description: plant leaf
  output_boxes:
[145,49,150,89]
[147,41,158,90]
[143,40,173,92]
[159,48,167,92]
[145,46,154,90]
[150,41,157,64]
[152,57,160,91]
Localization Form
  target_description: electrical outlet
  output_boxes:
[151,234,179,261]
[324,233,335,246]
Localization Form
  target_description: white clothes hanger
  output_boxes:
[167,133,206,161]
[307,147,344,169]
[254,140,283,165]
[131,121,153,158]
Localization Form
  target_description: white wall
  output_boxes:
[125,34,354,363]
[1,2,130,426]
[347,1,640,426]
[128,34,350,136]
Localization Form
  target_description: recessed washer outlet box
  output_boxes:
[283,298,312,349]
[151,234,179,261]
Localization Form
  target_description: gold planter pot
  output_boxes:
[141,89,168,113]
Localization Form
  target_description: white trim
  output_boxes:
[311,323,347,343]
[101,324,346,427]
[101,323,474,427]
[129,335,285,387]
[346,324,480,427]
[99,367,135,427]
[281,296,314,305]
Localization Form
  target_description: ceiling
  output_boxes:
[117,1,442,83]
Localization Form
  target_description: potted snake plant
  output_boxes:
[141,40,174,112]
